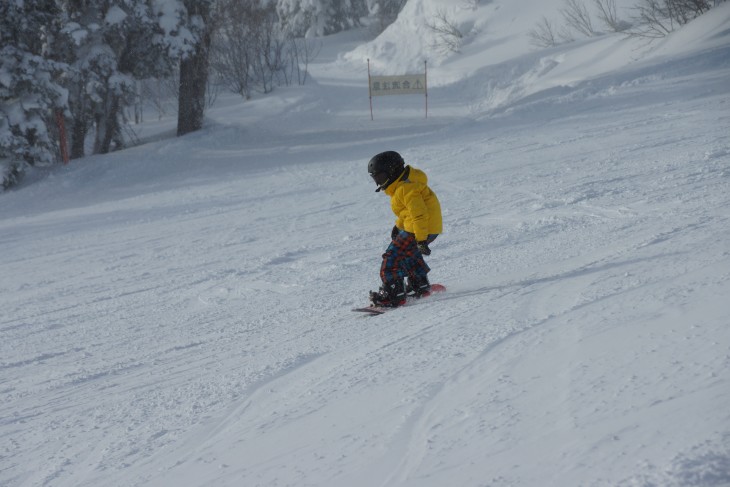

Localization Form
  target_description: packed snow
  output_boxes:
[2,1,730,486]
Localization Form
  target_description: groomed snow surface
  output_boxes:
[2,1,730,486]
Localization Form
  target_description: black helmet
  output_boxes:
[368,151,405,192]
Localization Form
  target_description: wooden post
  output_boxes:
[368,58,374,121]
[424,60,428,119]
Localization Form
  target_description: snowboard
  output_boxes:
[352,284,446,315]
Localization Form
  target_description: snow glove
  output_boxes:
[417,241,431,256]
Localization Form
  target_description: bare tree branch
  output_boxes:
[528,16,559,48]
[625,0,714,38]
[593,0,628,32]
[560,0,596,37]
[426,9,463,53]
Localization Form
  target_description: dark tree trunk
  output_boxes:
[177,2,212,137]
[70,115,87,159]
[94,93,120,155]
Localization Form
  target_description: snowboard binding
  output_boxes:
[369,280,407,308]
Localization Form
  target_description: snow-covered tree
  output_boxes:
[1,0,69,189]
[57,0,199,155]
[273,0,407,37]
[1,0,407,188]
[365,0,408,33]
[276,0,368,37]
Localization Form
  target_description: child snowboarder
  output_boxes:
[367,150,442,307]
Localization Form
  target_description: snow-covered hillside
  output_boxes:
[2,1,729,486]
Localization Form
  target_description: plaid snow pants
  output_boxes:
[380,231,436,284]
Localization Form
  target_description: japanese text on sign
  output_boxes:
[369,75,426,96]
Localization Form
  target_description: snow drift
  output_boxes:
[1,1,729,486]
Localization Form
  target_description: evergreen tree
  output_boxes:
[1,0,407,189]
[276,0,368,37]
[273,0,407,37]
[58,0,192,156]
[0,0,69,189]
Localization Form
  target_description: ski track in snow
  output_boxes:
[2,6,730,487]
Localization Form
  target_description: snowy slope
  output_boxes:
[2,1,730,486]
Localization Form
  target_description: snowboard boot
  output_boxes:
[408,275,431,297]
[370,279,407,308]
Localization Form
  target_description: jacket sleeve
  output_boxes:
[404,188,430,241]
[391,196,405,229]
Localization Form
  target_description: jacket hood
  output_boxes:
[384,166,427,195]
[408,167,428,185]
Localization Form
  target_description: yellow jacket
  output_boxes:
[384,166,443,241]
